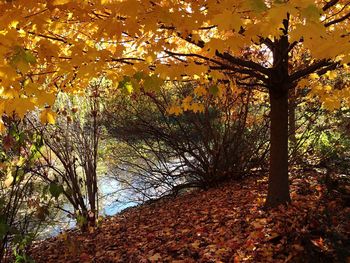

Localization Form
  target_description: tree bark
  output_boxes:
[266,87,291,207]
[289,89,297,146]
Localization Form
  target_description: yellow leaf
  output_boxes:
[185,63,208,77]
[309,73,319,80]
[325,70,337,80]
[182,96,193,111]
[36,91,57,107]
[168,105,183,116]
[182,96,192,104]
[205,38,227,56]
[194,86,207,96]
[244,0,267,13]
[225,35,247,54]
[324,85,332,92]
[301,4,321,22]
[191,240,201,249]
[24,82,39,96]
[190,103,205,113]
[211,10,242,32]
[0,120,5,133]
[4,98,35,119]
[146,55,154,64]
[4,174,13,187]
[40,108,56,124]
[52,0,70,6]
[297,78,309,88]
[323,98,341,111]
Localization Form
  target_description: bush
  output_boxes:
[0,117,48,263]
[29,83,104,232]
[103,83,269,200]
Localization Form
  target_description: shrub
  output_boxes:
[103,83,269,200]
[29,83,103,232]
[0,117,48,263]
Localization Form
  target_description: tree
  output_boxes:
[122,0,350,207]
[0,0,349,207]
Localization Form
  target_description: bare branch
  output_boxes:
[164,50,268,82]
[216,51,269,75]
[323,0,340,11]
[289,59,334,82]
[324,11,350,27]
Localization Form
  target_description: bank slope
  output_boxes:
[30,171,349,263]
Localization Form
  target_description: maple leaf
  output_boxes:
[2,134,14,151]
[325,70,337,80]
[148,253,162,262]
[51,0,70,6]
[40,108,56,124]
[211,10,242,32]
[194,86,207,97]
[168,105,183,116]
[190,102,205,113]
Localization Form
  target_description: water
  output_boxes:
[38,159,185,238]
[99,176,137,215]
[39,176,137,238]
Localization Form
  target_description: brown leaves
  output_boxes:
[30,171,350,262]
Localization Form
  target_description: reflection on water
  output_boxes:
[99,176,137,215]
[39,176,137,238]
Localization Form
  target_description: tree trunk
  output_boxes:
[289,89,297,146]
[289,89,301,165]
[265,88,291,207]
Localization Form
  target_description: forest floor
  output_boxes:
[30,169,350,263]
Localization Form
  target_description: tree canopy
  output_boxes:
[1,0,350,207]
[0,0,349,122]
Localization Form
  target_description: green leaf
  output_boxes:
[29,144,41,161]
[34,134,44,148]
[124,82,133,94]
[249,0,268,12]
[9,47,36,73]
[118,76,134,94]
[15,168,25,180]
[143,75,163,91]
[0,217,9,239]
[76,214,87,227]
[133,71,146,81]
[302,4,321,21]
[209,85,219,96]
[24,51,37,64]
[49,182,64,199]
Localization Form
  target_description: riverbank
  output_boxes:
[29,171,349,262]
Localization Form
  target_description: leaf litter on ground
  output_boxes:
[30,169,350,262]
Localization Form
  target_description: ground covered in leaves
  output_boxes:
[30,170,350,262]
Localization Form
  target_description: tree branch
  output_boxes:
[289,59,334,82]
[324,11,350,27]
[316,62,340,76]
[164,50,268,82]
[216,51,269,75]
[27,31,67,43]
[323,0,340,11]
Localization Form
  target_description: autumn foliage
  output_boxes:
[0,0,350,262]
